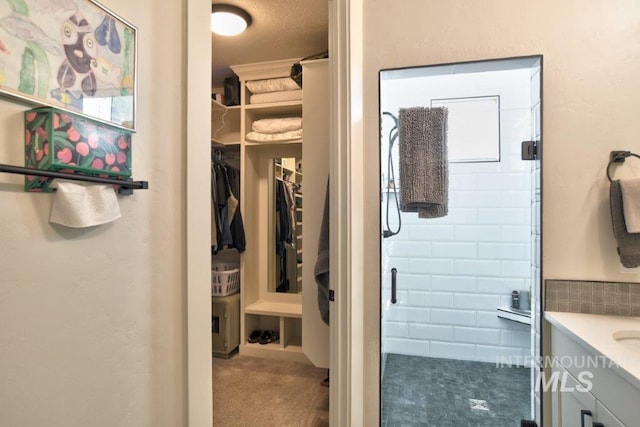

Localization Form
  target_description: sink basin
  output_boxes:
[613,330,640,352]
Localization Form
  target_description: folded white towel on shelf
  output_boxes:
[246,77,300,94]
[252,117,302,134]
[250,89,302,105]
[246,129,303,143]
[50,179,121,228]
[620,177,640,233]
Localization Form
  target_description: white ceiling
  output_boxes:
[211,0,329,88]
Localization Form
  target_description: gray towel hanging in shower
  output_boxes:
[398,107,449,218]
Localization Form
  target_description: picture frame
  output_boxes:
[0,0,137,131]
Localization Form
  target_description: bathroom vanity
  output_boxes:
[546,312,640,426]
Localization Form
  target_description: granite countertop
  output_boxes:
[545,311,640,390]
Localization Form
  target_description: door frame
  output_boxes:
[186,0,213,425]
[185,0,364,425]
[328,0,365,424]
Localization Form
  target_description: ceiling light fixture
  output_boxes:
[211,4,252,36]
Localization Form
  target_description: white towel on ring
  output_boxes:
[621,178,640,233]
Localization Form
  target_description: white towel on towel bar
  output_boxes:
[50,179,121,228]
[621,178,640,233]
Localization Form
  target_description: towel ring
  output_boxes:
[607,151,640,183]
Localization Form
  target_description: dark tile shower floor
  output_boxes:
[382,354,530,427]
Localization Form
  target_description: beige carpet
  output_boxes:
[213,354,329,426]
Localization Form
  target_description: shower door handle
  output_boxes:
[391,268,397,304]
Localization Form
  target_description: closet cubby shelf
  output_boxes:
[244,139,302,146]
[245,300,302,318]
[245,100,302,114]
[243,336,303,351]
[241,338,305,363]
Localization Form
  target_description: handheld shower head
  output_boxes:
[382,111,401,239]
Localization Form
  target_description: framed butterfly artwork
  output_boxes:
[0,0,137,131]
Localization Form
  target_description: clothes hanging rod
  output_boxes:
[0,163,149,194]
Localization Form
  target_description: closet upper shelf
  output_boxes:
[212,98,241,110]
[245,100,302,119]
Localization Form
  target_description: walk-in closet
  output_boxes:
[210,1,329,425]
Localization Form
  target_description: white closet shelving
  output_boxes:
[231,58,305,363]
[212,58,329,365]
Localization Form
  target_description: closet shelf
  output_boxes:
[211,137,241,146]
[245,99,302,111]
[212,98,241,110]
[245,300,302,318]
[244,139,303,146]
[245,101,302,121]
[243,336,303,352]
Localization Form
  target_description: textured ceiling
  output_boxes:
[211,0,329,88]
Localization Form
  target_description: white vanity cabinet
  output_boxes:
[549,321,636,427]
[550,365,623,427]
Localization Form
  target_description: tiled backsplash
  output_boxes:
[545,280,640,316]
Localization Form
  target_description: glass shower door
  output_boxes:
[379,56,542,426]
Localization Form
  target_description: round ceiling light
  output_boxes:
[211,4,252,36]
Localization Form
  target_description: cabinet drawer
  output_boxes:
[596,401,625,427]
[551,326,639,425]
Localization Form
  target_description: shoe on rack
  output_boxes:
[259,330,279,345]
[248,329,262,343]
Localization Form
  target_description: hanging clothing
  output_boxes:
[211,160,246,254]
[314,179,330,325]
[227,167,246,253]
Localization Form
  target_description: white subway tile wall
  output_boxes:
[381,68,537,364]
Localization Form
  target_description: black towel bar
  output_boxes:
[606,150,640,183]
[0,163,149,195]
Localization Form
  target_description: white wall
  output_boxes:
[380,69,533,363]
[0,0,208,425]
[362,1,640,424]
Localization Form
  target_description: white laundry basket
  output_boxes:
[211,263,240,296]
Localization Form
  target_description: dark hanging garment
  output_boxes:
[211,164,221,254]
[216,165,233,247]
[227,167,246,253]
[314,179,330,325]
